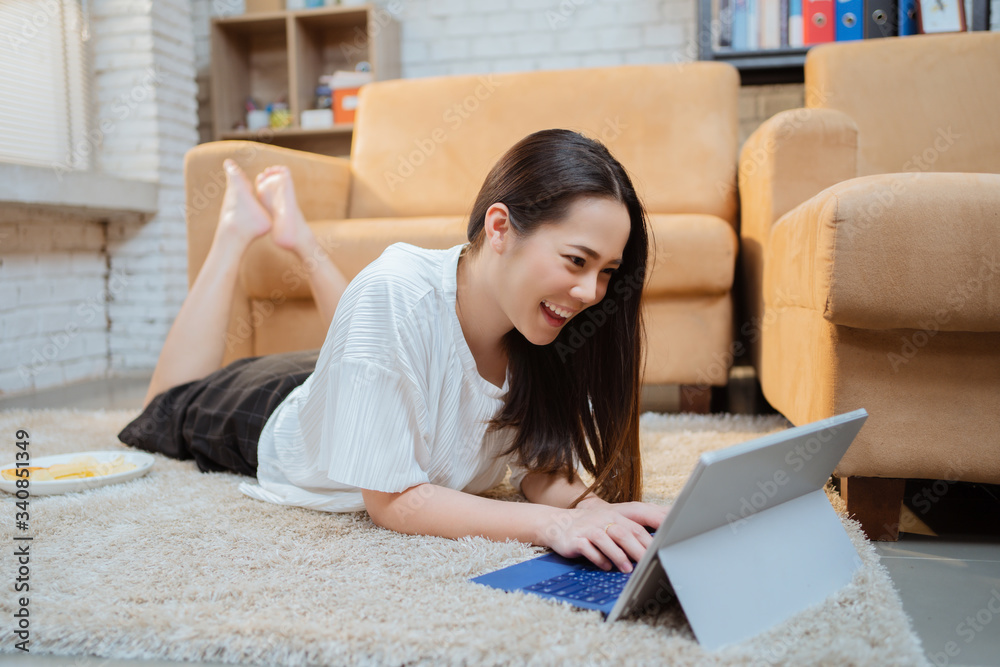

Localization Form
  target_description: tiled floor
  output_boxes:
[1,372,998,667]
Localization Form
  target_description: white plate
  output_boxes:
[0,450,155,496]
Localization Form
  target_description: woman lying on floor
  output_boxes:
[119,128,669,574]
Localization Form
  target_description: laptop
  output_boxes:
[471,409,868,649]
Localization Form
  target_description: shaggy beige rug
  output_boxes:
[0,409,929,666]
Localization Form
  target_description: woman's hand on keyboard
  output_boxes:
[539,497,670,573]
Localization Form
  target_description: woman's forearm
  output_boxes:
[363,483,561,546]
[362,482,671,573]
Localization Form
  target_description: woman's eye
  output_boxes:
[566,255,616,275]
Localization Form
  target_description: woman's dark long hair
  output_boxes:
[466,129,650,506]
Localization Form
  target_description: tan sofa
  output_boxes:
[186,63,741,402]
[739,32,1000,539]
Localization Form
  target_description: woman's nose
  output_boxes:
[570,273,599,305]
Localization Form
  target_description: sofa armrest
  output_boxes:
[739,108,859,242]
[184,141,351,289]
[765,172,1000,332]
[738,109,859,346]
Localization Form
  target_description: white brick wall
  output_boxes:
[395,0,696,78]
[0,0,198,397]
[190,0,696,116]
[97,0,199,376]
[0,209,112,393]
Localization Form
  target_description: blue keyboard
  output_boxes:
[524,568,631,605]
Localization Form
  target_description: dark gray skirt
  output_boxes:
[117,349,320,477]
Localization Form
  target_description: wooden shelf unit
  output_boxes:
[697,0,993,85]
[210,4,400,156]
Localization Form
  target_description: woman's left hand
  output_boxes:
[574,496,672,564]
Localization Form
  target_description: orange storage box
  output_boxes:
[333,87,361,124]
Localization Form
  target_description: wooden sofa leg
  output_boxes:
[679,385,712,414]
[838,476,907,542]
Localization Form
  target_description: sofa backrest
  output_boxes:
[805,31,1000,178]
[347,63,739,225]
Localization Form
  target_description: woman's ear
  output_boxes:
[484,203,512,253]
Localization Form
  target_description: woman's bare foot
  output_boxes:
[255,165,348,330]
[217,159,272,246]
[255,166,315,256]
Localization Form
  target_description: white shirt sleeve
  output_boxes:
[295,257,433,495]
[508,460,531,493]
[299,357,431,494]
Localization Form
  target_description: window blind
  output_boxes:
[0,0,91,170]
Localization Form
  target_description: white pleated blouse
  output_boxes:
[238,242,531,512]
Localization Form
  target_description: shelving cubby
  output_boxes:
[210,4,399,157]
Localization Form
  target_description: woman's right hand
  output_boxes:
[536,498,669,573]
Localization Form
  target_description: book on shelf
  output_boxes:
[760,0,782,47]
[714,0,954,50]
[835,0,865,41]
[789,0,804,46]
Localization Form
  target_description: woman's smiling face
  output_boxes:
[498,196,631,345]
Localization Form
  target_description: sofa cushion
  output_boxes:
[240,216,468,301]
[349,63,739,224]
[645,214,737,297]
[241,214,738,301]
[642,294,733,385]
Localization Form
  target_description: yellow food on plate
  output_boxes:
[0,466,54,481]
[1,454,137,482]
